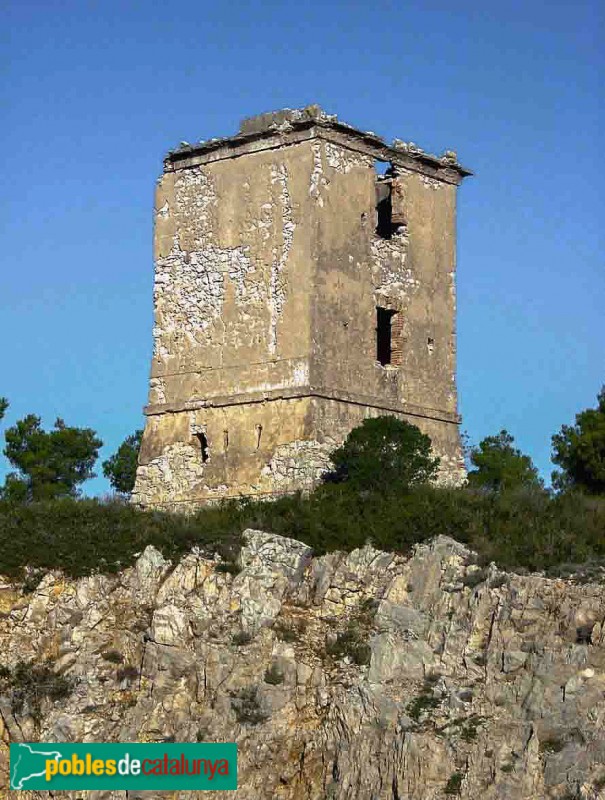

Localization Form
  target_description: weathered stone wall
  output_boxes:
[134,108,469,507]
[2,531,604,799]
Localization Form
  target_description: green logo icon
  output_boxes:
[10,742,237,791]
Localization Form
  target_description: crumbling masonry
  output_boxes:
[132,106,472,509]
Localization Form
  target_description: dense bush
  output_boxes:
[0,496,244,578]
[0,660,73,722]
[326,416,439,492]
[552,386,605,495]
[2,415,102,501]
[0,484,604,581]
[102,429,143,495]
[468,429,543,491]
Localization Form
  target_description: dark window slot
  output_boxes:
[376,307,397,366]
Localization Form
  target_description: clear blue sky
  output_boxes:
[1,0,603,494]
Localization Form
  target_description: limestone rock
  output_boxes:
[1,530,604,799]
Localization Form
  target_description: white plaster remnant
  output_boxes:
[156,201,170,219]
[153,239,258,360]
[309,142,328,205]
[268,164,295,354]
[173,167,217,245]
[371,235,419,299]
[420,174,444,190]
[149,377,166,405]
[324,142,372,173]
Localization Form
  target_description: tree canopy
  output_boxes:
[326,416,440,492]
[2,415,102,501]
[102,429,143,495]
[467,430,543,492]
[551,386,605,495]
[0,398,7,421]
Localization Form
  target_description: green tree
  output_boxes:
[326,416,440,493]
[0,398,7,421]
[467,430,543,492]
[102,429,143,494]
[551,386,605,495]
[2,415,102,501]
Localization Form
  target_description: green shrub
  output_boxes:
[408,676,443,722]
[272,620,306,643]
[263,664,284,685]
[0,496,244,578]
[325,598,377,666]
[326,629,372,666]
[0,479,604,581]
[445,772,464,795]
[468,430,543,491]
[102,430,143,495]
[539,736,566,755]
[0,660,73,722]
[101,650,124,664]
[215,561,241,575]
[325,416,439,492]
[232,631,253,647]
[230,686,267,725]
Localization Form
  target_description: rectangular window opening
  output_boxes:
[376,307,397,366]
[375,161,400,239]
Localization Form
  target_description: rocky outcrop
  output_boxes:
[1,530,604,799]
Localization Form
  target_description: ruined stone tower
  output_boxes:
[132,106,471,509]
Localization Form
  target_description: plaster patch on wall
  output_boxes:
[153,234,259,360]
[173,167,217,246]
[292,361,309,386]
[324,142,373,173]
[131,442,207,505]
[149,377,166,405]
[153,237,225,358]
[268,164,295,354]
[420,174,445,190]
[371,235,419,298]
[263,440,334,491]
[156,201,170,220]
[309,142,328,205]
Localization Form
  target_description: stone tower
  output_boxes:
[132,106,471,509]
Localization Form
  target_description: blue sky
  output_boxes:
[1,0,603,493]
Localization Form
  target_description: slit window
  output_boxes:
[376,307,397,366]
[195,432,210,462]
[375,181,393,239]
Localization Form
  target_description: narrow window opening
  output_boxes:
[427,337,435,355]
[255,424,263,450]
[376,307,397,366]
[223,429,229,451]
[195,432,210,463]
[375,180,393,239]
[375,161,401,239]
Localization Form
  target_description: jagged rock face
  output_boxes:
[1,531,604,799]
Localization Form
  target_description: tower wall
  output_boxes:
[133,109,469,509]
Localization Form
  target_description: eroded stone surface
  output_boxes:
[1,531,604,799]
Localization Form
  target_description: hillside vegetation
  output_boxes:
[0,392,604,584]
[0,484,604,583]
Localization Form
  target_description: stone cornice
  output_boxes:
[144,385,461,426]
[164,106,472,186]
